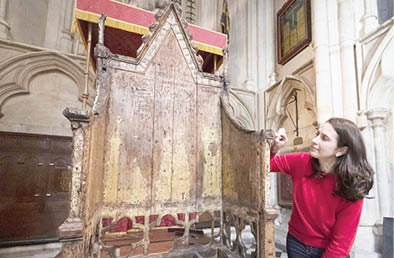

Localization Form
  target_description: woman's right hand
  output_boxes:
[271,128,288,153]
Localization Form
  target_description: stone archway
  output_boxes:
[265,75,317,150]
[0,51,92,118]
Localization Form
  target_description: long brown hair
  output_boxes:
[310,118,374,202]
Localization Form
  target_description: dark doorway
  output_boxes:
[0,132,72,246]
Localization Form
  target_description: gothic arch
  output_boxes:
[360,24,394,111]
[227,89,256,130]
[0,51,86,117]
[266,75,316,130]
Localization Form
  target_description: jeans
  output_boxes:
[286,234,350,258]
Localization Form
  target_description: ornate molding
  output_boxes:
[0,51,90,117]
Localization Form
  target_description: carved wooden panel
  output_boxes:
[0,132,71,244]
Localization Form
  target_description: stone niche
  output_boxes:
[57,3,277,258]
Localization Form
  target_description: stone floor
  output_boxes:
[0,242,62,258]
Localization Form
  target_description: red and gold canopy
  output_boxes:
[73,0,227,73]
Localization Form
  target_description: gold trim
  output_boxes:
[73,9,225,56]
[76,20,87,47]
[192,41,223,56]
[75,9,150,35]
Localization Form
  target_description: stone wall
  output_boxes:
[0,0,93,137]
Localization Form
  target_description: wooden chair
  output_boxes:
[57,3,277,258]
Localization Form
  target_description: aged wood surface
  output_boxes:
[58,3,276,258]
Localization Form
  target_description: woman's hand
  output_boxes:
[271,128,288,153]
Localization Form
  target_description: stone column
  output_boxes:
[265,0,276,87]
[44,0,62,50]
[367,108,391,218]
[327,0,343,118]
[257,0,276,130]
[357,111,380,225]
[312,0,333,123]
[245,0,257,91]
[0,0,10,38]
[361,0,378,36]
[57,108,89,258]
[339,0,358,122]
[350,112,381,258]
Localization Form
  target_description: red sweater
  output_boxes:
[270,152,363,258]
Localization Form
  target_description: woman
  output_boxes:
[270,118,374,258]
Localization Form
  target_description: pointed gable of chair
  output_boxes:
[134,3,203,79]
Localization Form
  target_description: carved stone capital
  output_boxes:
[366,108,390,128]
